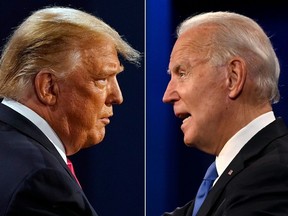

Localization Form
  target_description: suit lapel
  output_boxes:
[0,103,68,171]
[197,118,288,215]
[0,103,98,213]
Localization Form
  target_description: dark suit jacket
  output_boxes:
[0,103,98,216]
[163,118,288,216]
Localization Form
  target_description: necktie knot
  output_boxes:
[192,161,218,216]
[204,161,218,181]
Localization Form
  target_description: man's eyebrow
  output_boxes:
[102,64,124,75]
[167,64,181,75]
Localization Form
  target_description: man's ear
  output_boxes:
[227,58,247,99]
[34,69,59,105]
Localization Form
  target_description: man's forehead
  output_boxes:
[168,54,206,75]
[102,61,124,74]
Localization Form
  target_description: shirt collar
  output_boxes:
[1,98,67,163]
[215,111,276,178]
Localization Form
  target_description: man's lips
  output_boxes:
[175,112,191,120]
[180,115,192,132]
[101,114,113,125]
[182,116,191,123]
[101,117,110,125]
[175,112,191,130]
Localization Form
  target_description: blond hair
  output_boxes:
[0,6,140,100]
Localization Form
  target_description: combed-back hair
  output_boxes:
[0,6,140,100]
[177,11,280,104]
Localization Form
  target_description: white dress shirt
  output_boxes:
[214,111,276,184]
[1,98,67,163]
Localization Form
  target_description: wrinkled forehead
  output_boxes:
[174,26,213,54]
[79,40,124,74]
[169,27,213,69]
[169,38,202,70]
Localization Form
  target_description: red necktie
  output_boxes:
[67,159,81,187]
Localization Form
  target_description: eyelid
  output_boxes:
[94,78,107,89]
[178,70,186,75]
[97,78,107,81]
[95,78,107,84]
[177,69,187,79]
[175,66,186,75]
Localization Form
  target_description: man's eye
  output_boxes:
[178,70,186,78]
[97,79,107,84]
[94,79,107,88]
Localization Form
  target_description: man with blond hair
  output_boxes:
[0,6,140,215]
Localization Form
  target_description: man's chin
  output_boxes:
[183,135,195,147]
[91,136,105,146]
[86,131,106,147]
[183,139,192,147]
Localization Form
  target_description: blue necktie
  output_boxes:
[192,161,218,216]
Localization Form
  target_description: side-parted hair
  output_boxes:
[0,6,141,100]
[177,11,280,104]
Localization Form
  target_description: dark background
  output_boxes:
[147,0,288,216]
[3,1,288,216]
[0,1,144,216]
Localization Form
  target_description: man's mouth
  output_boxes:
[176,113,191,122]
[182,115,191,123]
